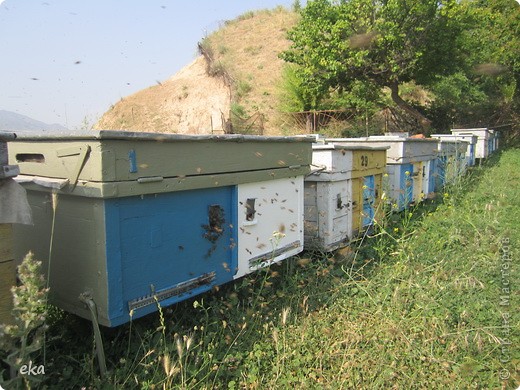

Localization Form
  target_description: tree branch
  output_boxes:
[388,80,431,131]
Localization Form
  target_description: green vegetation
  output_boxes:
[197,7,300,135]
[280,0,519,135]
[0,253,49,389]
[3,148,517,388]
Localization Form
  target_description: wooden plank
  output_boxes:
[0,223,13,261]
[0,224,15,325]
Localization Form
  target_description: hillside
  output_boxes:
[95,56,230,134]
[95,7,299,135]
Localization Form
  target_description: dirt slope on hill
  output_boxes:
[94,56,230,134]
[94,7,298,135]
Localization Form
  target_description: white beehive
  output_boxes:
[451,128,492,159]
[304,143,387,251]
[432,133,477,167]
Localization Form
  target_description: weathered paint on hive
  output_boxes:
[13,192,111,323]
[106,187,237,326]
[16,166,309,198]
[451,128,492,159]
[428,159,438,193]
[432,134,476,167]
[14,187,239,327]
[328,137,438,164]
[384,164,415,211]
[351,174,383,234]
[304,179,351,251]
[351,149,385,233]
[304,144,386,251]
[8,131,313,185]
[235,177,303,278]
[11,131,313,327]
[435,140,468,186]
[351,149,386,177]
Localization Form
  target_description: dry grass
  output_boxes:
[204,8,299,134]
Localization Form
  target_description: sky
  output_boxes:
[0,0,301,130]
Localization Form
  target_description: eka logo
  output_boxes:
[19,361,45,376]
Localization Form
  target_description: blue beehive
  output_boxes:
[9,131,312,326]
[434,139,468,189]
[432,133,476,167]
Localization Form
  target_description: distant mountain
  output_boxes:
[0,110,68,132]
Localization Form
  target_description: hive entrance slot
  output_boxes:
[202,205,225,257]
[245,198,256,221]
[208,205,224,235]
[336,193,343,209]
[16,153,45,163]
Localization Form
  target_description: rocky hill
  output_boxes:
[95,7,299,135]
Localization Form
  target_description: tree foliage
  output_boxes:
[280,0,467,129]
[280,0,520,134]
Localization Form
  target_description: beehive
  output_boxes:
[491,130,499,152]
[433,133,477,167]
[304,143,387,251]
[9,131,313,327]
[487,129,499,154]
[0,224,15,325]
[451,128,492,160]
[328,136,438,211]
[1,132,24,326]
[435,139,469,188]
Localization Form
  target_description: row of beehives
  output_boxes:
[304,127,500,252]
[3,128,497,327]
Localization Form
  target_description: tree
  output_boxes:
[280,0,467,130]
[462,0,520,132]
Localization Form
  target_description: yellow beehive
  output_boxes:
[0,223,15,325]
[350,149,386,236]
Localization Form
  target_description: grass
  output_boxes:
[2,149,519,389]
[201,7,300,135]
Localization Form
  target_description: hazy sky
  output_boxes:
[0,0,300,130]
